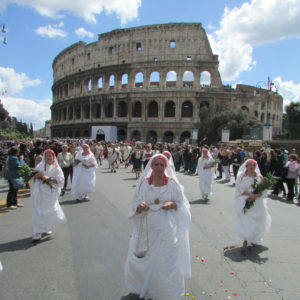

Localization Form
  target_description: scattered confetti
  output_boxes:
[225,289,228,292]
[201,257,206,263]
[191,296,195,299]
[185,292,190,296]
[209,293,213,296]
[233,293,238,296]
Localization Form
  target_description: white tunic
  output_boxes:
[125,180,188,300]
[196,156,215,198]
[71,152,96,196]
[31,163,66,234]
[123,146,132,162]
[234,175,272,244]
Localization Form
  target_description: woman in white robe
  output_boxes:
[234,159,272,249]
[196,147,215,200]
[125,154,191,300]
[31,149,66,241]
[71,144,97,201]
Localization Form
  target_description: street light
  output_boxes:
[256,76,280,124]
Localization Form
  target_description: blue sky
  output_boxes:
[0,0,299,129]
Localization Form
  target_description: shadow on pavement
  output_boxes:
[123,178,137,181]
[223,244,269,264]
[189,199,210,205]
[120,294,142,300]
[60,199,90,205]
[0,236,51,253]
[268,194,298,205]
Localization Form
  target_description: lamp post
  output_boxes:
[256,76,280,141]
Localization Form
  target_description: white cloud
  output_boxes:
[0,66,41,96]
[209,0,300,81]
[35,22,67,38]
[274,77,300,103]
[2,0,142,24]
[1,97,51,129]
[75,27,94,39]
[0,67,48,128]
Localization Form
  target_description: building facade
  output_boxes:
[51,23,283,143]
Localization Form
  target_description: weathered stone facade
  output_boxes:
[51,23,283,142]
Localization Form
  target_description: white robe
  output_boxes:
[71,152,96,196]
[31,163,66,234]
[234,175,272,244]
[125,180,190,300]
[123,146,132,162]
[196,156,215,198]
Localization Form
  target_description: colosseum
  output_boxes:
[51,22,283,143]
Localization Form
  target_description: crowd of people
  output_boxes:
[0,138,299,299]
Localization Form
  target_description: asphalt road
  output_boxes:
[0,162,300,300]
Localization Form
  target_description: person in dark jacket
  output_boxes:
[5,146,24,209]
[271,150,286,196]
[231,147,243,183]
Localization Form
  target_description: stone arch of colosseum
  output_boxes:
[51,23,283,141]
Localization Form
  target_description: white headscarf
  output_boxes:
[37,149,59,172]
[130,153,191,279]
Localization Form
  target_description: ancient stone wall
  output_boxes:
[51,23,283,142]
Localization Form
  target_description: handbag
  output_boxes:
[11,177,24,189]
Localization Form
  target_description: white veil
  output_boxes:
[129,153,191,279]
[236,158,262,187]
[234,159,263,215]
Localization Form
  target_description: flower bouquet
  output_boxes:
[243,172,277,213]
[18,164,38,183]
[73,159,82,166]
[41,177,57,190]
[206,158,221,168]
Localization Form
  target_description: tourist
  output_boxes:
[220,149,231,182]
[231,147,243,184]
[5,146,24,209]
[142,143,153,169]
[284,154,299,202]
[95,141,103,165]
[131,145,143,179]
[57,144,72,196]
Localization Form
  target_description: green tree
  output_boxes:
[0,103,9,121]
[285,102,300,138]
[197,103,261,144]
